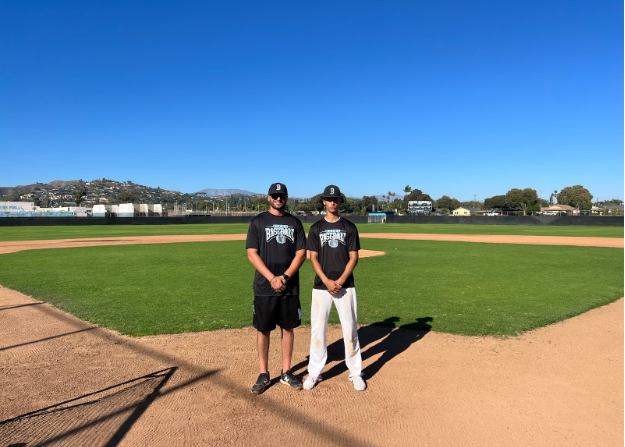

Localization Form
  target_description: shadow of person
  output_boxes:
[361,316,432,379]
[290,316,433,382]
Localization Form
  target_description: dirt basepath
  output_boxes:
[359,233,624,248]
[0,232,621,254]
[0,234,623,446]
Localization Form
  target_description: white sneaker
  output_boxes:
[303,375,322,390]
[350,376,367,391]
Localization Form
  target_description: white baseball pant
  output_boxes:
[307,287,362,379]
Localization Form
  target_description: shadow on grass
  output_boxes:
[291,316,433,381]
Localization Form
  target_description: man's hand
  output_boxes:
[270,276,286,292]
[324,279,342,295]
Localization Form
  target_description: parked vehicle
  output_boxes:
[541,211,558,216]
[484,211,500,216]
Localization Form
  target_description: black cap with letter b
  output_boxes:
[268,183,288,195]
[322,185,341,198]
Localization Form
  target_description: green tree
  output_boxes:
[116,190,139,204]
[388,198,404,212]
[309,194,324,214]
[549,190,558,206]
[361,195,379,213]
[403,188,433,210]
[74,189,86,206]
[557,185,593,210]
[484,195,506,209]
[436,195,460,212]
[403,185,412,196]
[338,194,352,213]
[505,188,538,216]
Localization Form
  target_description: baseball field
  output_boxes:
[0,223,622,446]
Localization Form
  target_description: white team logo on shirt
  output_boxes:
[265,225,294,244]
[319,229,346,248]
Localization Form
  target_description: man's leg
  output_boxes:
[251,296,276,394]
[333,287,362,378]
[281,328,294,372]
[257,331,270,373]
[307,288,333,379]
[277,296,303,389]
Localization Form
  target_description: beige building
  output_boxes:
[541,204,577,216]
[452,207,471,216]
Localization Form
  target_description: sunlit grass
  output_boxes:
[0,239,621,336]
[0,222,621,241]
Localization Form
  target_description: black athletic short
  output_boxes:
[253,295,302,332]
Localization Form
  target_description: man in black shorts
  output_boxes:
[246,182,307,394]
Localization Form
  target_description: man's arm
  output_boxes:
[336,250,359,290]
[247,248,286,293]
[309,251,341,295]
[284,249,307,279]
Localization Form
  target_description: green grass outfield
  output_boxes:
[0,222,622,241]
[0,239,621,336]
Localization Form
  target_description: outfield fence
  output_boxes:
[0,215,622,227]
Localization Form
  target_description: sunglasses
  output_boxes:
[270,194,287,200]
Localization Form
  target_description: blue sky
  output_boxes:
[1,1,622,201]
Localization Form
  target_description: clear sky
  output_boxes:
[1,1,622,201]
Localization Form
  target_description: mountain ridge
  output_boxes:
[197,188,261,196]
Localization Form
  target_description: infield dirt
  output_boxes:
[0,234,623,446]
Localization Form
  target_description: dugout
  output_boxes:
[368,212,395,224]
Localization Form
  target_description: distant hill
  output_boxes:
[0,180,83,196]
[198,188,260,197]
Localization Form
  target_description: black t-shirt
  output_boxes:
[307,217,360,290]
[246,211,307,296]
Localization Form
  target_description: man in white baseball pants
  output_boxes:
[304,185,366,391]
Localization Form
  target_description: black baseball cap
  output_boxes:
[268,183,288,195]
[322,185,341,198]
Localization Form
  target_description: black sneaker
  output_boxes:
[280,370,303,390]
[251,372,270,394]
